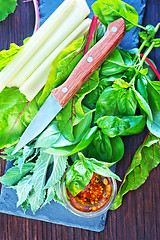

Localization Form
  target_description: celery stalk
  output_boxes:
[8,0,90,89]
[19,18,91,101]
[0,0,89,92]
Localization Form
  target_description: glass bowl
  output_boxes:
[60,172,117,218]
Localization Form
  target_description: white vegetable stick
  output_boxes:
[20,18,91,101]
[8,0,90,88]
[0,0,87,92]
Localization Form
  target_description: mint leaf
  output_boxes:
[42,186,55,207]
[0,163,34,186]
[45,156,67,189]
[17,175,33,207]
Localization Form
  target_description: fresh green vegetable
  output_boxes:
[92,0,142,32]
[66,152,121,196]
[110,133,160,210]
[0,87,39,148]
[0,43,22,71]
[147,80,160,137]
[19,18,91,101]
[0,0,17,22]
[0,0,90,94]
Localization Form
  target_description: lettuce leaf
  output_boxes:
[0,87,39,149]
[0,43,22,71]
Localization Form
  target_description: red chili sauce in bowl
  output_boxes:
[66,173,112,212]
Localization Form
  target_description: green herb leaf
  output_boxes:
[147,81,160,137]
[0,163,34,186]
[100,49,126,77]
[95,87,119,121]
[66,152,121,196]
[92,0,139,31]
[56,70,99,141]
[145,24,155,34]
[17,175,33,207]
[133,88,153,122]
[27,152,53,213]
[88,130,112,162]
[111,133,160,210]
[0,0,17,22]
[45,126,97,156]
[66,159,93,197]
[44,156,67,189]
[42,186,55,207]
[97,116,130,137]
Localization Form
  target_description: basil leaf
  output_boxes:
[92,0,139,31]
[66,160,93,197]
[97,116,130,137]
[83,73,123,108]
[147,81,160,137]
[45,127,97,156]
[100,49,126,77]
[97,115,146,137]
[150,81,160,94]
[95,87,120,121]
[111,133,160,210]
[109,136,124,164]
[117,88,137,116]
[66,152,121,196]
[121,115,146,135]
[96,25,107,41]
[133,88,153,122]
[136,75,148,103]
[88,130,112,162]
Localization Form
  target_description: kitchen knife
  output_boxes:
[12,18,125,155]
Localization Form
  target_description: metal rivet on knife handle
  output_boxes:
[87,57,94,63]
[112,27,118,32]
[62,87,68,93]
[52,18,125,109]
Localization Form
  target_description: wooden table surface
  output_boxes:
[0,0,160,239]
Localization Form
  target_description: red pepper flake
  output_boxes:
[67,173,112,212]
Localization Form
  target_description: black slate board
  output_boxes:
[0,0,146,232]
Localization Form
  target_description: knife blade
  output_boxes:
[12,18,125,155]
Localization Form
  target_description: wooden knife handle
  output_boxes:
[52,18,125,108]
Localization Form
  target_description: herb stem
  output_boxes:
[139,42,155,68]
[137,22,160,55]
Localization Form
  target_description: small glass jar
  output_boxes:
[60,172,117,218]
